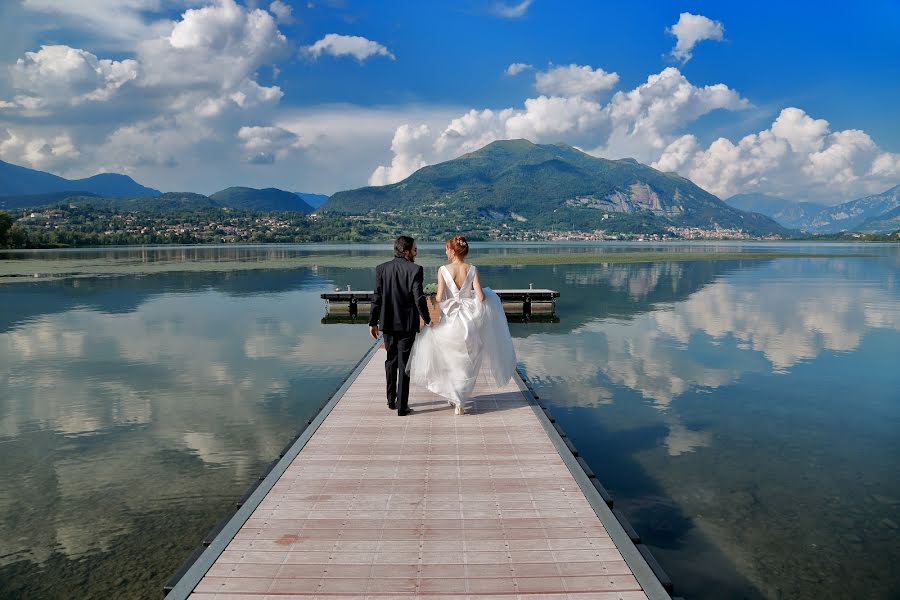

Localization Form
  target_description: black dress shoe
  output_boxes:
[397,407,414,416]
[387,402,396,410]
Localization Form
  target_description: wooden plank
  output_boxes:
[173,343,669,599]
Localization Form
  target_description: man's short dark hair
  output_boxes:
[394,235,415,258]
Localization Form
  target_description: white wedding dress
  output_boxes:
[407,265,517,409]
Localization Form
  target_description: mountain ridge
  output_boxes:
[726,186,900,232]
[725,193,826,230]
[323,139,789,235]
[806,185,900,233]
[857,203,900,233]
[0,159,160,197]
[210,187,314,213]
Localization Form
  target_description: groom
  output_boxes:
[369,235,432,416]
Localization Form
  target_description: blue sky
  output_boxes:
[0,0,897,203]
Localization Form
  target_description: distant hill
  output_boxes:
[1,188,320,215]
[63,192,219,212]
[725,193,825,230]
[295,192,329,208]
[0,159,160,197]
[805,185,900,233]
[323,139,789,235]
[211,187,313,212]
[0,191,100,210]
[857,204,900,233]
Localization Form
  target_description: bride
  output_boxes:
[407,235,517,415]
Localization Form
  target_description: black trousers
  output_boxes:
[383,331,416,413]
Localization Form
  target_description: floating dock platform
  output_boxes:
[321,288,560,319]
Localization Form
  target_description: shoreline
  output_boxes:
[0,248,871,284]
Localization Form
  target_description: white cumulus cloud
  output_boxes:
[142,0,287,89]
[304,33,395,62]
[9,45,139,111]
[505,62,532,76]
[652,107,900,201]
[370,66,748,185]
[0,127,80,171]
[0,0,290,179]
[268,0,294,23]
[668,12,725,63]
[237,125,304,164]
[534,64,619,97]
[369,124,432,185]
[594,67,747,161]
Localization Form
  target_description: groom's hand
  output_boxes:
[369,325,379,339]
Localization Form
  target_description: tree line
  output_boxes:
[4,206,893,250]
[0,211,26,248]
[0,205,492,249]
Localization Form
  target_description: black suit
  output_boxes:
[369,257,432,413]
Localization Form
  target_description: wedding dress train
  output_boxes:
[407,265,516,410]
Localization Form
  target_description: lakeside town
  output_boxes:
[4,203,897,250]
[494,225,783,241]
[1,204,803,249]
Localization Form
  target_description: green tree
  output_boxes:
[0,211,13,249]
[9,226,28,248]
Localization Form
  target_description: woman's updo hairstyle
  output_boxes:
[446,235,469,259]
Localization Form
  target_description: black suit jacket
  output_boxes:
[369,257,431,332]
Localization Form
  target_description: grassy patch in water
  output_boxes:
[471,251,861,266]
[0,250,864,283]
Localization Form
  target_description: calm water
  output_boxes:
[0,243,898,599]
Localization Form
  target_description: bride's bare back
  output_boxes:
[445,262,471,289]
[436,260,485,303]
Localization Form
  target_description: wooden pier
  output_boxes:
[164,336,673,598]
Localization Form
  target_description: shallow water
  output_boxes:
[0,243,897,599]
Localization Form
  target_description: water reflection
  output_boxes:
[514,253,900,599]
[0,245,898,599]
[0,267,372,599]
[518,258,900,408]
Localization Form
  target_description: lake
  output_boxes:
[0,243,898,599]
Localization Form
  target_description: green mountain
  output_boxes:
[725,193,825,230]
[0,159,160,197]
[323,139,788,235]
[211,187,313,212]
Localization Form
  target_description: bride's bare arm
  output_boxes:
[472,267,485,302]
[435,271,445,306]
